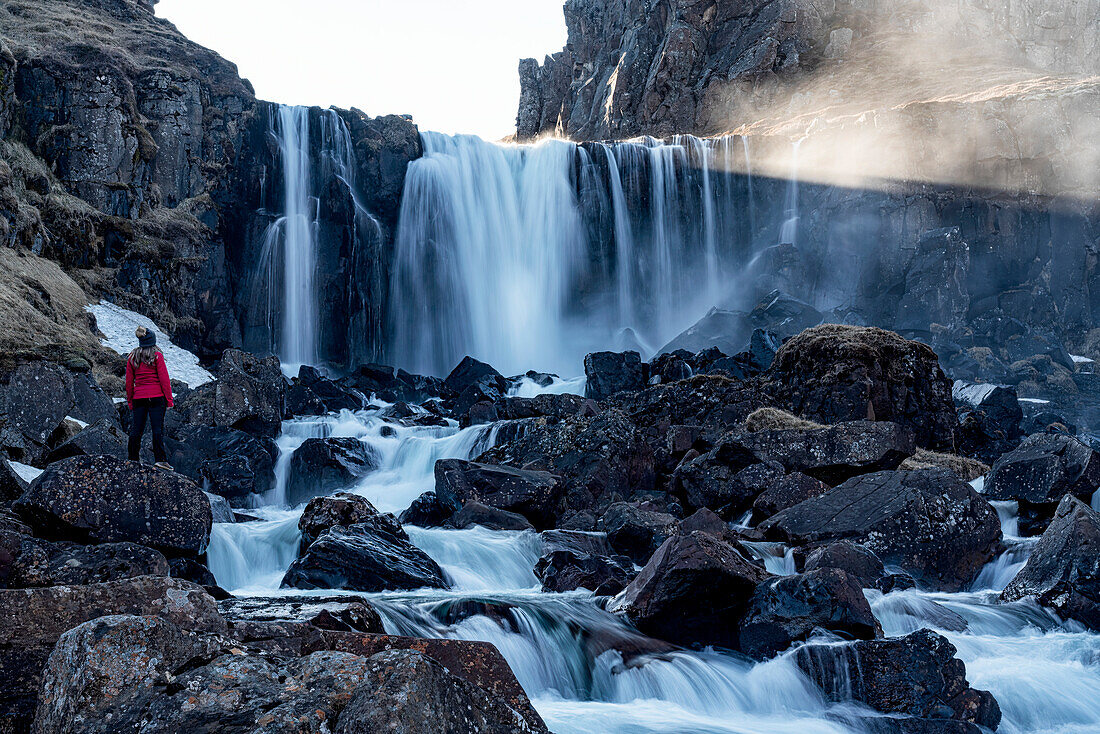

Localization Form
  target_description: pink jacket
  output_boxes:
[125,352,174,408]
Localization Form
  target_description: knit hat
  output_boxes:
[136,326,156,349]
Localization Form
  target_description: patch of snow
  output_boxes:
[1018,397,1051,404]
[113,397,127,404]
[952,380,998,406]
[64,416,88,429]
[1071,354,1095,364]
[85,301,214,388]
[8,461,43,483]
[970,476,986,494]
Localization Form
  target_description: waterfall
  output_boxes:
[602,144,636,328]
[778,138,803,246]
[249,105,384,371]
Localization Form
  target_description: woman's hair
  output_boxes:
[127,327,161,367]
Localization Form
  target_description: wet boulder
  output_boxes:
[767,325,958,451]
[449,501,533,531]
[611,531,769,649]
[740,420,916,485]
[749,290,823,338]
[803,540,886,588]
[0,458,32,502]
[14,455,212,556]
[760,469,1001,591]
[286,437,378,507]
[398,490,454,527]
[1001,495,1100,629]
[444,355,508,395]
[584,350,646,401]
[434,459,562,530]
[534,549,632,595]
[213,349,286,436]
[341,364,449,404]
[795,629,1001,730]
[284,494,447,592]
[738,568,882,659]
[597,502,679,563]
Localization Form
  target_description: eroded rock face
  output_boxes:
[598,502,679,563]
[213,349,286,437]
[985,433,1100,506]
[613,530,768,649]
[760,469,1000,591]
[766,326,958,451]
[1002,495,1100,629]
[584,351,646,401]
[14,455,212,556]
[535,549,632,595]
[1,537,169,588]
[794,630,1001,730]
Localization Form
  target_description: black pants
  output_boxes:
[129,397,167,463]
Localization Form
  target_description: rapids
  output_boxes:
[206,396,1100,734]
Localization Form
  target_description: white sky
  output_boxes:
[156,0,568,141]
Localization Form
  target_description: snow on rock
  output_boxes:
[952,380,998,406]
[8,461,43,484]
[85,301,214,388]
[1071,354,1095,364]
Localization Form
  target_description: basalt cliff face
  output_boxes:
[0,0,419,371]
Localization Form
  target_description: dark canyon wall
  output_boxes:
[0,0,419,370]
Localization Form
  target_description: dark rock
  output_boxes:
[14,455,212,556]
[612,531,769,649]
[286,437,378,507]
[738,568,882,659]
[985,433,1100,505]
[334,648,549,733]
[751,471,830,520]
[648,351,693,385]
[214,349,286,436]
[168,556,219,588]
[478,409,657,527]
[444,356,507,395]
[877,572,918,593]
[0,458,33,502]
[434,459,562,530]
[539,529,614,557]
[308,603,385,634]
[678,507,732,537]
[450,501,534,531]
[659,308,751,357]
[584,351,646,401]
[0,577,224,732]
[740,420,916,484]
[535,549,632,595]
[749,290,824,338]
[748,328,781,371]
[285,494,446,592]
[803,540,886,588]
[167,425,278,505]
[398,491,453,527]
[953,382,1023,462]
[895,227,971,334]
[672,435,768,515]
[794,629,1001,730]
[767,325,958,451]
[1001,495,1100,629]
[598,502,679,563]
[45,419,129,462]
[761,469,1001,591]
[297,492,399,549]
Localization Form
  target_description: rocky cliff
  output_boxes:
[0,0,419,372]
[518,0,1100,142]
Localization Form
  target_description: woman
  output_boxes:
[125,326,174,469]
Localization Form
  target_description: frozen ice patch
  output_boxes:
[85,301,214,388]
[952,380,998,406]
[1071,354,1095,364]
[8,461,43,483]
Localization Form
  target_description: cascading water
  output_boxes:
[206,394,1100,733]
[388,132,763,376]
[250,105,384,372]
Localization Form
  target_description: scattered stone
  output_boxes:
[803,540,886,588]
[434,459,562,530]
[286,437,378,507]
[598,502,679,563]
[398,490,454,527]
[535,549,632,595]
